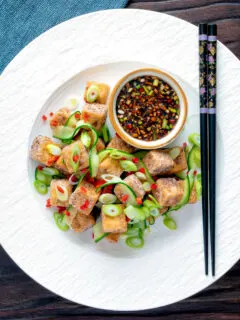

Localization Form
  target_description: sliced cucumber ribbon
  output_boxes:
[188,145,201,170]
[34,180,48,195]
[92,221,109,243]
[102,124,110,144]
[188,133,200,147]
[64,111,81,128]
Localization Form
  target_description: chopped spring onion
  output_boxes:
[34,180,48,195]
[42,167,60,176]
[149,207,160,217]
[124,205,146,221]
[188,133,200,147]
[102,124,110,144]
[148,216,155,225]
[80,131,91,148]
[35,168,52,186]
[143,199,157,209]
[163,216,177,230]
[120,160,137,172]
[98,148,114,162]
[125,236,144,249]
[135,172,147,180]
[86,84,100,103]
[89,147,99,178]
[56,184,68,201]
[148,195,162,208]
[110,149,134,160]
[101,174,122,183]
[102,204,123,217]
[142,181,151,192]
[169,147,181,160]
[53,212,69,231]
[70,143,81,172]
[46,144,62,156]
[99,193,117,204]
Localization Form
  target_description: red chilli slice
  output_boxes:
[64,211,70,216]
[37,165,44,171]
[80,186,87,193]
[75,113,81,119]
[57,185,64,193]
[46,199,51,208]
[57,206,66,213]
[151,183,157,190]
[132,157,139,164]
[136,197,142,205]
[42,115,47,121]
[50,120,58,127]
[73,154,79,163]
[121,194,129,202]
[49,112,54,117]
[138,167,145,174]
[80,200,89,210]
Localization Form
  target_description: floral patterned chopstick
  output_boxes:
[199,23,209,275]
[207,24,217,276]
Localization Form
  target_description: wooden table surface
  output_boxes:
[1,1,239,319]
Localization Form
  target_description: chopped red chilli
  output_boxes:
[80,200,89,210]
[136,197,142,205]
[132,157,139,164]
[138,167,145,174]
[151,183,157,190]
[42,115,47,121]
[46,199,51,208]
[57,185,64,193]
[116,76,180,141]
[121,194,129,202]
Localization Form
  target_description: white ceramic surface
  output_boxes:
[0,9,240,311]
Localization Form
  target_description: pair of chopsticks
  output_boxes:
[199,23,217,276]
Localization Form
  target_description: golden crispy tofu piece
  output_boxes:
[84,81,110,104]
[165,147,187,175]
[50,179,72,207]
[49,108,71,128]
[189,181,198,204]
[66,207,95,232]
[152,178,184,207]
[102,205,127,233]
[106,233,120,243]
[97,157,123,179]
[143,150,174,175]
[107,135,135,153]
[54,154,70,175]
[70,180,100,215]
[30,136,61,167]
[61,141,89,174]
[96,138,105,152]
[81,103,108,131]
[114,174,145,200]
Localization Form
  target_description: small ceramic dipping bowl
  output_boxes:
[108,68,188,149]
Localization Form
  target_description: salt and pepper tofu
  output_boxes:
[189,181,198,204]
[102,205,127,233]
[106,233,120,243]
[49,108,71,128]
[97,157,123,179]
[96,138,105,152]
[107,135,136,153]
[66,207,95,232]
[81,103,108,131]
[143,150,174,175]
[165,147,187,175]
[152,178,184,207]
[54,154,71,175]
[114,174,145,200]
[50,179,72,207]
[30,136,61,167]
[84,81,110,104]
[70,180,100,215]
[61,141,89,174]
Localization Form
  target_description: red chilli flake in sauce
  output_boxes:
[116,76,180,141]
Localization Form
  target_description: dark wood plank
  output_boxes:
[0,1,239,319]
[127,0,240,58]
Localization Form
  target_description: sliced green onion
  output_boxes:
[86,84,100,103]
[135,172,147,180]
[142,181,151,192]
[46,144,62,156]
[125,236,144,249]
[42,167,60,176]
[53,212,69,231]
[124,205,146,221]
[163,216,177,230]
[149,207,159,217]
[34,180,48,195]
[148,216,155,225]
[89,147,99,177]
[70,143,80,172]
[169,147,181,160]
[56,184,68,201]
[143,199,157,209]
[188,133,200,147]
[148,195,162,208]
[120,160,137,172]
[102,124,110,144]
[102,204,123,217]
[80,131,91,148]
[101,174,122,183]
[110,150,133,160]
[99,193,117,204]
[35,168,52,186]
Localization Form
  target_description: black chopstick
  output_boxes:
[199,23,209,275]
[207,24,217,276]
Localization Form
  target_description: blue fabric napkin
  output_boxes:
[0,0,128,73]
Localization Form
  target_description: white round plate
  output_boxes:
[0,9,240,311]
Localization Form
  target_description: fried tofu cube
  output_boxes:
[66,206,95,232]
[106,233,120,243]
[189,181,198,204]
[97,157,123,179]
[114,174,145,200]
[165,147,187,175]
[49,108,71,128]
[143,150,174,175]
[107,135,136,153]
[61,141,89,174]
[70,180,100,215]
[30,136,61,166]
[152,178,184,207]
[81,103,108,131]
[96,138,105,152]
[50,179,72,207]
[102,205,127,233]
[84,81,110,104]
[54,154,71,175]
